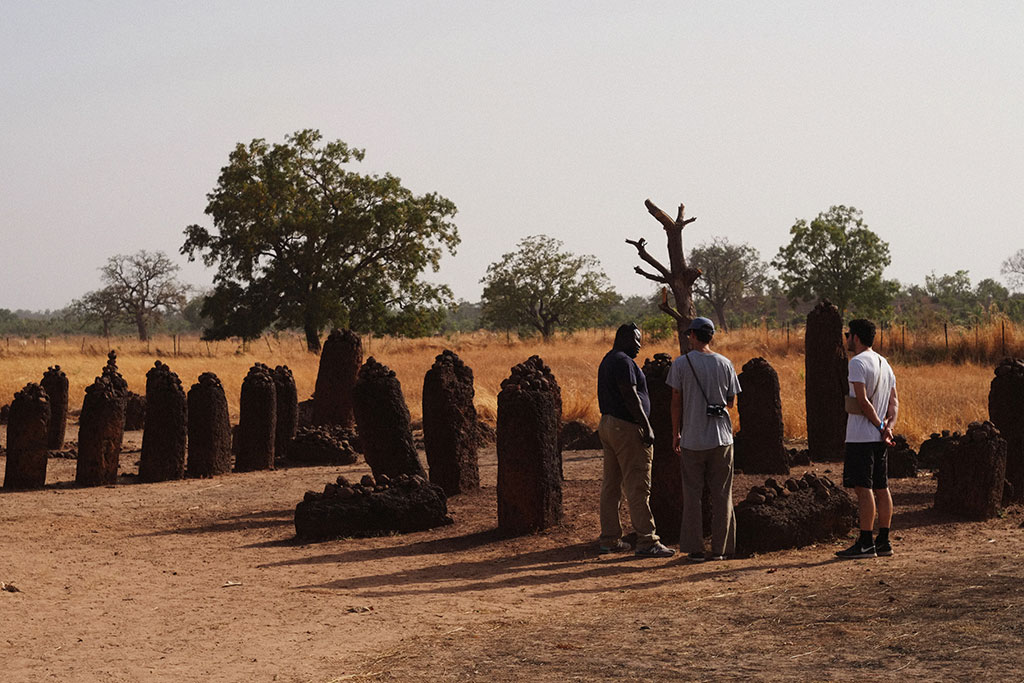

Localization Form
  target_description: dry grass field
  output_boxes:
[0,327,1007,448]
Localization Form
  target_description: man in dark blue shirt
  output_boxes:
[596,323,675,558]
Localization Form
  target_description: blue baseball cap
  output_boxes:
[687,317,715,333]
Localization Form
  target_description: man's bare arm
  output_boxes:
[671,388,683,455]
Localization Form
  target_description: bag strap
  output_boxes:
[685,352,713,405]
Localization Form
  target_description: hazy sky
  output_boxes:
[2,2,1022,311]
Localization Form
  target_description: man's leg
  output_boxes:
[837,442,878,558]
[874,488,893,528]
[620,434,658,550]
[854,486,877,532]
[679,448,708,555]
[597,415,624,545]
[706,444,736,557]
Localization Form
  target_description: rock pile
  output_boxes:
[887,434,918,479]
[734,473,857,554]
[286,426,359,465]
[294,473,452,540]
[497,355,563,535]
[917,430,958,470]
[935,421,1007,520]
[558,420,601,451]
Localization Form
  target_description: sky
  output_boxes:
[2,1,1022,311]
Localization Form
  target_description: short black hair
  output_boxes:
[848,318,876,347]
[690,328,713,344]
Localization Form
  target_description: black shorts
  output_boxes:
[843,442,888,489]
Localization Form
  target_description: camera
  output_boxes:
[706,403,728,418]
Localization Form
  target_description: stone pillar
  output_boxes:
[139,361,187,482]
[3,383,51,489]
[935,421,1007,520]
[76,375,125,486]
[353,357,425,479]
[186,372,233,477]
[805,300,848,461]
[735,357,790,475]
[643,353,682,545]
[41,365,69,450]
[236,364,276,472]
[496,355,563,535]
[273,365,298,461]
[989,358,1024,503]
[312,329,362,428]
[422,350,480,496]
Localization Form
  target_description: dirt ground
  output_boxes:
[1,428,1022,682]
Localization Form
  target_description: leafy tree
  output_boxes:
[181,129,459,351]
[772,205,892,315]
[480,235,619,340]
[71,287,122,337]
[688,237,767,331]
[976,278,1009,311]
[925,270,976,324]
[1002,248,1024,291]
[100,250,188,341]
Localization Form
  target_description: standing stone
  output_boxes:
[139,361,187,482]
[886,435,919,479]
[312,329,362,428]
[989,358,1024,503]
[76,375,125,486]
[735,357,790,475]
[422,350,480,496]
[805,300,848,461]
[187,373,233,477]
[3,383,51,489]
[103,351,129,397]
[41,365,69,450]
[273,365,298,461]
[236,364,276,472]
[643,353,683,545]
[123,392,146,431]
[935,421,1006,520]
[353,357,425,479]
[496,356,563,535]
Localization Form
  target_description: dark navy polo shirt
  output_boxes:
[597,349,650,423]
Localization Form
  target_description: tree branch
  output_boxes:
[645,199,676,231]
[625,237,671,279]
[659,288,683,321]
[634,266,668,284]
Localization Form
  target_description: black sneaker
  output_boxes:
[686,552,706,563]
[875,540,893,557]
[835,541,876,559]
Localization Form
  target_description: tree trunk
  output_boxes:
[304,324,322,353]
[136,314,148,342]
[712,303,728,332]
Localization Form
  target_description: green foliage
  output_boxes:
[772,206,892,315]
[99,250,189,341]
[1002,248,1024,292]
[689,237,767,330]
[181,129,459,350]
[480,235,619,340]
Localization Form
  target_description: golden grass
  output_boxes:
[0,329,1002,448]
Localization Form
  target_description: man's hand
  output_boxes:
[672,432,682,456]
[641,424,655,446]
[882,426,895,446]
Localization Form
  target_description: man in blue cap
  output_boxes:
[597,323,675,557]
[666,317,741,562]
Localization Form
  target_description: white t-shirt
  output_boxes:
[845,349,896,443]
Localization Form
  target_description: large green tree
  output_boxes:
[772,205,892,314]
[480,235,619,340]
[181,129,459,351]
[688,237,767,331]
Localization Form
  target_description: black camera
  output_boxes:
[706,403,728,418]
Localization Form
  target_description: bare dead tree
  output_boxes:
[626,199,702,354]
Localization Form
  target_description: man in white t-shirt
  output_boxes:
[836,318,899,560]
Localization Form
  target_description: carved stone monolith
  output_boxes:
[643,353,683,545]
[805,300,848,461]
[989,358,1024,503]
[353,357,424,479]
[3,383,51,489]
[41,365,69,450]
[496,355,563,535]
[273,365,298,461]
[735,357,790,475]
[422,350,480,496]
[312,329,362,428]
[76,375,125,486]
[139,361,187,482]
[934,421,1006,520]
[236,364,276,472]
[186,372,232,477]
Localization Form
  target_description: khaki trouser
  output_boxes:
[680,444,736,556]
[598,414,659,549]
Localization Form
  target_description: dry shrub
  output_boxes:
[0,329,998,447]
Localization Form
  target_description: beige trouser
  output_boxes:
[680,444,736,556]
[598,414,659,549]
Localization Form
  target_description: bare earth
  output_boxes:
[1,428,1022,682]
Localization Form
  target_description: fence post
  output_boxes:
[1003,321,1007,356]
[944,322,949,353]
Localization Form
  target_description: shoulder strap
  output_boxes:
[685,352,712,405]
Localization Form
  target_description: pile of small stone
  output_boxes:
[559,420,601,451]
[286,426,359,465]
[735,472,857,554]
[887,434,918,478]
[935,420,1007,520]
[917,430,959,470]
[294,472,452,540]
